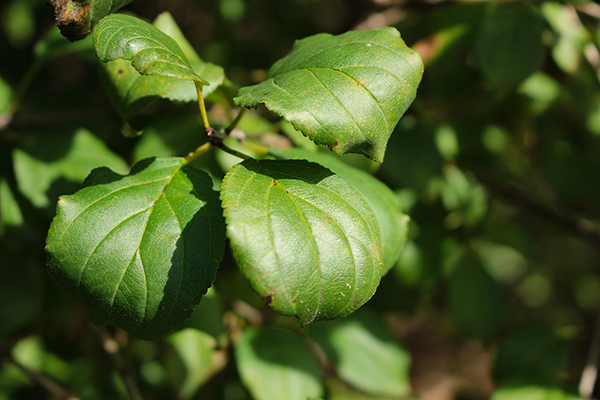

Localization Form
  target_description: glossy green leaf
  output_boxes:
[449,254,507,343]
[235,27,423,162]
[491,385,578,400]
[235,327,323,400]
[221,159,383,325]
[13,128,129,209]
[98,12,225,121]
[309,310,411,397]
[270,147,408,273]
[475,3,546,91]
[48,0,132,41]
[46,157,226,340]
[93,14,208,85]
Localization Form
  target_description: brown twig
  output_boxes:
[476,174,600,249]
[7,354,81,400]
[94,326,144,400]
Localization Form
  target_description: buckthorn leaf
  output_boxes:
[220,159,383,325]
[98,12,226,121]
[235,327,324,400]
[93,14,208,85]
[46,157,225,340]
[270,148,408,273]
[234,28,423,162]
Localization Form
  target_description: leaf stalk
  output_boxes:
[225,107,248,134]
[195,81,211,130]
[185,141,212,163]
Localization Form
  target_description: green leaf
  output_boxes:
[98,12,225,121]
[475,3,546,91]
[0,179,23,228]
[93,14,208,85]
[46,157,226,340]
[448,254,507,343]
[167,328,226,399]
[48,0,132,41]
[270,147,408,274]
[491,385,578,400]
[234,27,423,162]
[541,3,589,75]
[13,128,129,209]
[309,310,411,397]
[221,159,383,325]
[235,327,324,400]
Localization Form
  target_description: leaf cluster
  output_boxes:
[1,0,600,399]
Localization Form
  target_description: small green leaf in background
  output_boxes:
[167,328,227,399]
[48,0,132,41]
[309,310,411,397]
[235,27,423,162]
[0,179,23,228]
[221,159,383,325]
[46,157,226,340]
[98,12,226,121]
[494,326,572,385]
[93,13,208,85]
[448,254,507,343]
[475,3,546,92]
[2,0,36,48]
[541,2,589,75]
[491,385,578,400]
[13,128,129,209]
[235,327,323,400]
[0,74,11,116]
[271,147,408,274]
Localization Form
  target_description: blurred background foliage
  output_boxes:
[2,0,600,399]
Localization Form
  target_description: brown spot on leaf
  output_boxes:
[263,295,272,305]
[117,69,124,75]
[47,0,92,41]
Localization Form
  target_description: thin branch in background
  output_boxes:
[94,326,144,400]
[580,310,600,400]
[7,355,81,400]
[476,174,600,249]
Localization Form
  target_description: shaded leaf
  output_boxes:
[494,326,571,385]
[48,0,132,41]
[475,3,546,91]
[309,310,411,397]
[93,14,207,85]
[0,179,23,228]
[46,157,226,340]
[13,128,129,209]
[98,12,225,121]
[221,159,383,325]
[235,327,323,400]
[235,27,423,162]
[167,328,226,399]
[271,147,408,273]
